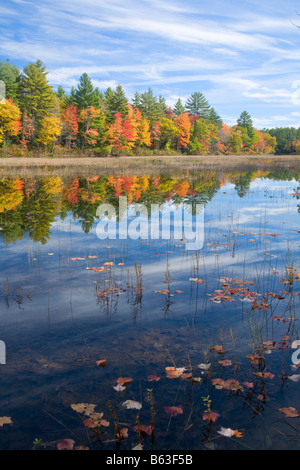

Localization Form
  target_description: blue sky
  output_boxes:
[1,0,300,129]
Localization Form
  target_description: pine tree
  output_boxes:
[72,73,101,110]
[132,91,141,109]
[111,85,128,116]
[237,111,255,145]
[237,110,253,129]
[208,107,222,127]
[185,92,211,118]
[19,60,55,125]
[56,85,67,109]
[104,87,115,124]
[173,98,186,116]
[140,88,163,126]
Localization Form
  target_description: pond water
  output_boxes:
[0,164,300,450]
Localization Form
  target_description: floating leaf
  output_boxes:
[122,400,142,410]
[212,378,243,391]
[148,375,160,382]
[132,443,143,450]
[163,405,183,417]
[288,375,300,382]
[133,424,152,436]
[113,384,126,392]
[243,382,254,388]
[117,377,133,386]
[165,366,184,379]
[84,418,109,428]
[0,416,12,427]
[211,345,225,354]
[279,407,299,418]
[189,278,204,284]
[197,363,211,370]
[71,403,96,416]
[93,267,105,272]
[116,428,128,439]
[57,439,75,450]
[218,360,232,366]
[96,359,106,367]
[255,372,275,379]
[217,427,243,438]
[203,411,219,422]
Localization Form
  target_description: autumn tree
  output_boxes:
[35,115,61,148]
[20,111,35,149]
[188,120,217,155]
[61,104,79,147]
[158,117,180,150]
[175,113,191,149]
[0,98,22,146]
[79,106,106,149]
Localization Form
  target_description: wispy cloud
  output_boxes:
[1,0,300,127]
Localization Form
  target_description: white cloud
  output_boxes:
[1,0,300,127]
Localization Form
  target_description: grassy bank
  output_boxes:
[0,154,299,177]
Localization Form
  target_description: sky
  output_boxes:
[1,0,300,129]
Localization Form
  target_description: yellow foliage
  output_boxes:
[36,115,61,146]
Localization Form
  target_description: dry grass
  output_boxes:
[0,154,299,177]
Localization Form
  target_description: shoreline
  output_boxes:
[0,154,299,165]
[0,154,299,177]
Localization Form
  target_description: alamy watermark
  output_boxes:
[95,196,204,250]
[291,340,300,366]
[0,341,6,364]
[0,80,5,103]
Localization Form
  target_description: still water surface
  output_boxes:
[0,166,300,450]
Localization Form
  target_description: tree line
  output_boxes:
[0,59,277,156]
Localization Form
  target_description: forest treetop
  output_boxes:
[0,58,290,156]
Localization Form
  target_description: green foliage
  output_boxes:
[71,73,101,110]
[0,60,20,105]
[173,98,186,116]
[19,60,55,123]
[185,92,211,119]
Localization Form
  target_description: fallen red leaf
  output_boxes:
[163,405,183,417]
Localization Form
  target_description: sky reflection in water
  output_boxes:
[0,171,299,450]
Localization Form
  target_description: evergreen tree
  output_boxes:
[20,60,55,115]
[111,85,128,116]
[55,85,67,109]
[173,98,186,116]
[140,88,164,126]
[208,107,222,127]
[237,110,253,129]
[19,60,55,130]
[132,91,141,109]
[185,92,211,118]
[237,111,255,146]
[72,73,101,110]
[104,87,115,123]
[158,95,168,114]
